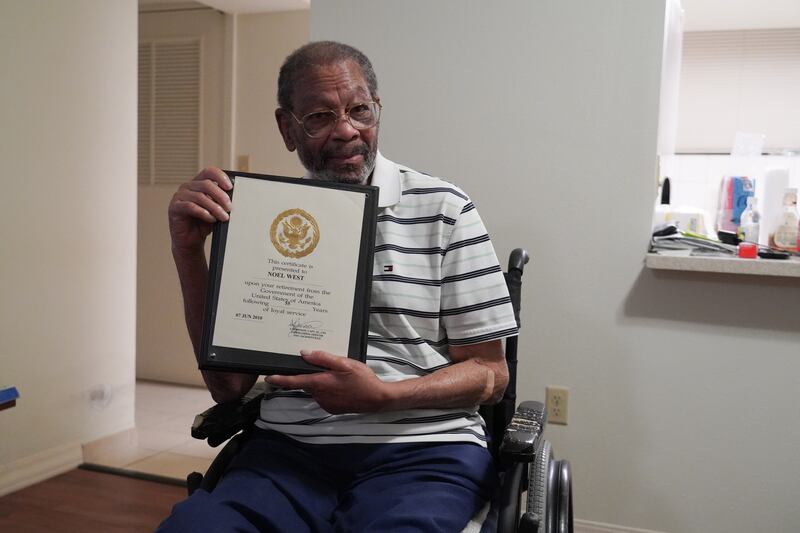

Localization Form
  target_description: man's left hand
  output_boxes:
[266,350,391,414]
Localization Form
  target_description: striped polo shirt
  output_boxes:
[255,153,518,446]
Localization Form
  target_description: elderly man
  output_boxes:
[161,41,518,532]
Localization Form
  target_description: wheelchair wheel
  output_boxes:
[556,460,573,533]
[520,439,573,533]
[521,439,556,533]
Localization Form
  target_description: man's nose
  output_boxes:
[330,114,359,140]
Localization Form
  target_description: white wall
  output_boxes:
[235,10,308,177]
[311,2,800,532]
[0,0,137,495]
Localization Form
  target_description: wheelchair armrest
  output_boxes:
[191,382,266,447]
[499,400,547,463]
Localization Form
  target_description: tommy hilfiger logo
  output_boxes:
[383,265,394,272]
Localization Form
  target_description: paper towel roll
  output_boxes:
[759,167,789,246]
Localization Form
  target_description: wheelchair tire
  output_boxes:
[527,439,557,533]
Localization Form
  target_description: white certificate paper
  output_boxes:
[206,175,374,370]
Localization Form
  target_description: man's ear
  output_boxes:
[275,108,296,152]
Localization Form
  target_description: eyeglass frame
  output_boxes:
[287,101,382,138]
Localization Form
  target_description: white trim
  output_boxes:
[0,442,83,497]
[576,519,668,533]
[222,13,238,170]
[198,34,205,171]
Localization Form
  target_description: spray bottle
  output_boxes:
[772,188,799,252]
[738,196,760,244]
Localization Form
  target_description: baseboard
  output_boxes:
[0,441,83,497]
[576,519,667,533]
[79,463,186,487]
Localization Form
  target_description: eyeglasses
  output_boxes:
[289,101,382,138]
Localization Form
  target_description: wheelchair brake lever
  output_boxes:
[500,400,547,463]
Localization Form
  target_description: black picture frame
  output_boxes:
[198,171,378,375]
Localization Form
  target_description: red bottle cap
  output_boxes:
[738,242,757,259]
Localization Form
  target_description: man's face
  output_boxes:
[276,60,379,185]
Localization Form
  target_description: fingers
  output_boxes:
[299,350,352,371]
[265,351,351,390]
[194,167,233,191]
[266,373,317,390]
[170,168,233,223]
[170,198,217,224]
[177,186,230,221]
[187,172,232,210]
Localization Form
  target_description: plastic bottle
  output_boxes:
[772,188,799,252]
[716,176,754,234]
[716,176,735,233]
[738,196,760,244]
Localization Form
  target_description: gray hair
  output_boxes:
[277,41,378,111]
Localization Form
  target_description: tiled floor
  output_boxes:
[82,380,220,480]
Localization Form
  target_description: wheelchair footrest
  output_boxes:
[186,471,204,496]
[518,512,541,533]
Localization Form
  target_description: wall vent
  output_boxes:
[138,39,201,185]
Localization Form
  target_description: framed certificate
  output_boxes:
[199,171,378,375]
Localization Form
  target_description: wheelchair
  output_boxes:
[187,249,573,532]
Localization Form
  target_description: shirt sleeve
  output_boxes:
[439,198,519,345]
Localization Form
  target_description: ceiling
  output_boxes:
[138,0,309,13]
[138,1,800,29]
[196,0,308,13]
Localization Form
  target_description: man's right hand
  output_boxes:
[168,167,233,252]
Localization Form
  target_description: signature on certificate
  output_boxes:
[288,318,327,340]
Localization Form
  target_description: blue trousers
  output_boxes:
[157,428,497,532]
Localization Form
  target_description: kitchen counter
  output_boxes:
[646,250,800,278]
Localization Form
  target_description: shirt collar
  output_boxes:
[369,151,401,208]
[301,150,401,208]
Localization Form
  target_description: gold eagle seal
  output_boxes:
[269,208,320,258]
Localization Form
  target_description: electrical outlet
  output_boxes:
[546,386,569,425]
[237,154,251,172]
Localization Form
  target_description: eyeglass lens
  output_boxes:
[301,102,380,137]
